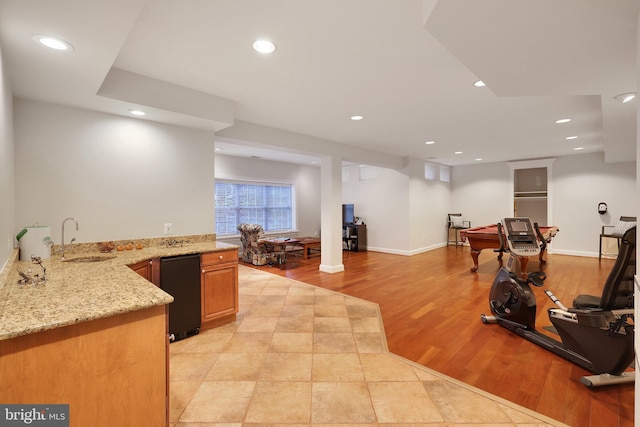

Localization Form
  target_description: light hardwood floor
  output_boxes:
[243,244,634,427]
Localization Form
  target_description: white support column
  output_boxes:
[319,154,345,273]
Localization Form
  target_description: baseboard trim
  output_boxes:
[365,242,448,256]
[319,263,345,274]
[551,249,601,258]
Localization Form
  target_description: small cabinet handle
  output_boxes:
[219,255,223,259]
[202,269,205,274]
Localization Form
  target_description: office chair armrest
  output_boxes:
[610,308,634,317]
[567,307,603,314]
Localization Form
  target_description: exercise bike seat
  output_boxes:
[573,226,636,311]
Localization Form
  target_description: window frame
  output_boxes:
[214,179,297,237]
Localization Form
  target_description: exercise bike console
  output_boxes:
[502,217,540,257]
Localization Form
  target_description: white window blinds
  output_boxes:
[215,181,293,235]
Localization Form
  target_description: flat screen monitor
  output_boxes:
[342,204,355,224]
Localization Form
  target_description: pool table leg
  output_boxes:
[470,248,530,277]
[519,256,529,277]
[470,249,481,272]
[538,248,547,264]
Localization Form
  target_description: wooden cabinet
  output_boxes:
[200,250,239,329]
[128,258,160,286]
[129,251,238,330]
[0,305,168,427]
[129,259,151,280]
[343,223,367,251]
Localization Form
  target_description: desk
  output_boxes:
[294,237,321,259]
[459,224,559,276]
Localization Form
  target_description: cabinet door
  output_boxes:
[129,260,151,281]
[201,263,238,324]
[128,259,160,286]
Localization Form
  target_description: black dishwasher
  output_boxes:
[160,254,201,342]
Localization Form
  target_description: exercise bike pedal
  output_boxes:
[480,314,498,324]
[527,271,546,287]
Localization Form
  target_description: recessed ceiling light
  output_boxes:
[424,141,435,145]
[475,158,483,161]
[128,109,146,116]
[350,115,364,121]
[565,136,578,140]
[473,80,486,87]
[613,92,636,103]
[454,151,463,154]
[253,39,276,54]
[573,147,584,151]
[33,34,73,51]
[555,118,571,124]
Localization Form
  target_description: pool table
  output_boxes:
[459,224,559,276]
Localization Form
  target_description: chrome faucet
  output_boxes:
[61,217,79,260]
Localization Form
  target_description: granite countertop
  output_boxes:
[0,235,238,341]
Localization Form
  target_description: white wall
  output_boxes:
[0,43,15,267]
[214,154,321,246]
[9,99,637,259]
[342,161,452,254]
[407,158,451,253]
[342,164,409,253]
[215,157,451,255]
[451,152,636,257]
[14,99,216,244]
[553,153,636,255]
[451,161,511,228]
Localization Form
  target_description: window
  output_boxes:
[215,181,294,235]
[424,162,437,180]
[439,166,450,183]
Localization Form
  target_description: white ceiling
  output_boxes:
[0,0,637,167]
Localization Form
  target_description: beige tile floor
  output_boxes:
[169,265,567,426]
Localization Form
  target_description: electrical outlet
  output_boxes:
[164,223,173,235]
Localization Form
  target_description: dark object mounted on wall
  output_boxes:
[598,202,608,215]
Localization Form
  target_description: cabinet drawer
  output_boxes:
[201,250,237,266]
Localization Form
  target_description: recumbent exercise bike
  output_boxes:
[481,217,635,387]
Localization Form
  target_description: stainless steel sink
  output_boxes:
[64,255,117,263]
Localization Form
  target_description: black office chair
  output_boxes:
[550,226,635,382]
[575,226,635,310]
[447,213,470,246]
[599,216,636,260]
